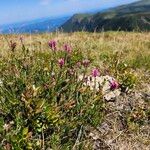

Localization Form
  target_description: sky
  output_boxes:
[0,0,139,25]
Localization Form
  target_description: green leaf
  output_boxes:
[22,127,28,136]
[0,117,4,132]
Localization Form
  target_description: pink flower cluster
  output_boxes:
[58,58,65,68]
[48,40,57,50]
[64,44,72,53]
[48,40,73,68]
[109,80,119,90]
[48,40,119,93]
[91,68,100,77]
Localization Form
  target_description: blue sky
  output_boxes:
[0,0,139,25]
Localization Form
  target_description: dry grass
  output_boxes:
[1,31,150,70]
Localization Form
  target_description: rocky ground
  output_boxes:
[89,83,150,150]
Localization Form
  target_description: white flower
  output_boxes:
[78,75,84,81]
[78,74,121,100]
[3,124,10,131]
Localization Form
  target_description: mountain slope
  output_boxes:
[0,16,69,34]
[60,14,93,32]
[61,0,150,32]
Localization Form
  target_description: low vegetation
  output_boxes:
[0,31,149,149]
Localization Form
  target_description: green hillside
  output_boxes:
[61,0,150,32]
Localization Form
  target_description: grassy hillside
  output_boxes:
[0,32,150,149]
[60,14,92,32]
[61,0,150,32]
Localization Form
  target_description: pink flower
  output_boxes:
[48,40,57,50]
[91,68,100,77]
[64,44,72,53]
[58,58,65,68]
[82,59,90,67]
[109,80,119,90]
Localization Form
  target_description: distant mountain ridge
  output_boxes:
[61,0,150,32]
[0,16,70,34]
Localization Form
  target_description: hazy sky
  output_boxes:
[0,0,139,25]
